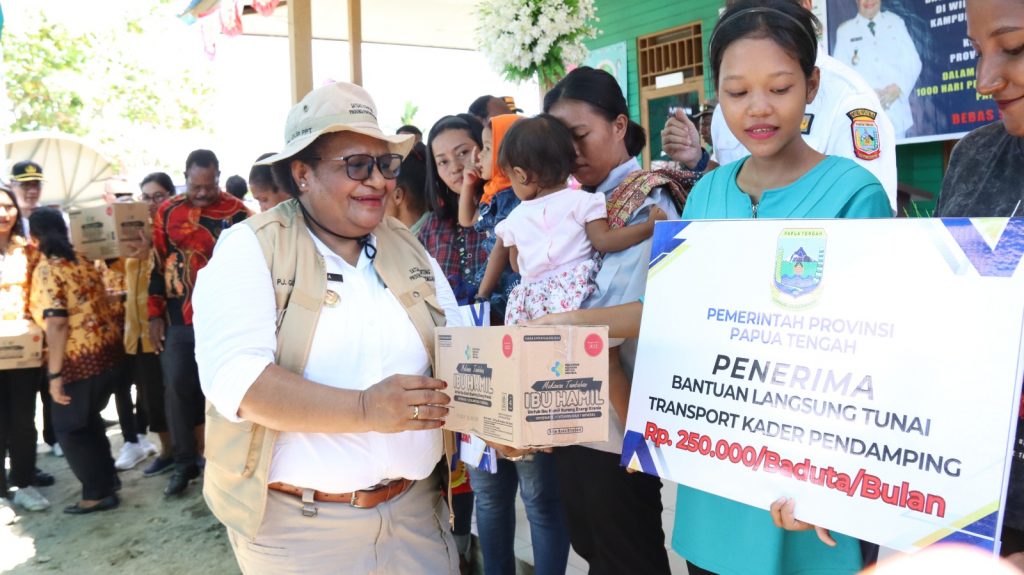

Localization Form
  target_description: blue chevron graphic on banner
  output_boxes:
[620,430,660,476]
[943,218,1024,277]
[649,221,691,269]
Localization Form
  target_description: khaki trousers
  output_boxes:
[227,474,459,575]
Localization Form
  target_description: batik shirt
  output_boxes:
[147,192,250,325]
[30,254,125,383]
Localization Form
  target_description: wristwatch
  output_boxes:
[47,371,62,380]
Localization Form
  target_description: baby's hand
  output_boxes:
[461,164,480,190]
[649,206,668,222]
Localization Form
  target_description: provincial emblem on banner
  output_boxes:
[847,108,881,161]
[772,228,826,308]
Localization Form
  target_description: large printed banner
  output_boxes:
[623,219,1024,553]
[825,0,1000,144]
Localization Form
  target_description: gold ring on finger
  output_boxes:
[412,405,420,420]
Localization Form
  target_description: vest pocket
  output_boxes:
[424,296,447,327]
[205,405,258,475]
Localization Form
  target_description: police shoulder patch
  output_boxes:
[800,114,815,135]
[846,108,880,161]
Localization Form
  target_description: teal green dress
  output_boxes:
[673,155,890,575]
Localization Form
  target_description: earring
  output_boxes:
[300,180,307,189]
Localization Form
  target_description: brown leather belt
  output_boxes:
[268,479,413,508]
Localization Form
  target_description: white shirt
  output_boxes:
[193,223,463,493]
[833,11,922,137]
[712,50,899,213]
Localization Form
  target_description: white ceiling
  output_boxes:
[241,0,481,50]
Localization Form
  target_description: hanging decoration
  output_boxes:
[219,0,244,37]
[251,0,281,17]
[177,0,280,57]
[475,0,599,87]
[178,0,221,25]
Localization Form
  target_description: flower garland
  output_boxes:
[476,0,599,86]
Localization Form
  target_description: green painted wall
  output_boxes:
[895,142,944,216]
[587,0,722,121]
[586,0,950,214]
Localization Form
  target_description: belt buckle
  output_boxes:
[349,490,364,509]
[301,488,318,518]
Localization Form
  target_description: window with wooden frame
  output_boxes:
[637,22,705,168]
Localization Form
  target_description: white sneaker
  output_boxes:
[115,441,148,470]
[51,443,63,457]
[0,497,16,524]
[12,486,50,512]
[137,434,159,456]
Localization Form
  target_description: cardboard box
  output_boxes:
[0,320,43,370]
[69,203,150,260]
[436,325,609,448]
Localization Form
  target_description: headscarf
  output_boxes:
[480,114,523,205]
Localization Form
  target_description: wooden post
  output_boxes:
[288,0,313,103]
[348,0,363,86]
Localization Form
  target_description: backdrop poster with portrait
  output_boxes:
[825,0,999,144]
[622,218,1024,553]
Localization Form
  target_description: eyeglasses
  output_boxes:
[314,153,403,181]
[140,191,170,204]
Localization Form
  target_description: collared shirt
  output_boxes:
[30,254,125,383]
[583,157,682,455]
[123,255,155,354]
[833,11,922,136]
[193,224,463,493]
[147,192,250,325]
[417,212,488,304]
[712,51,898,212]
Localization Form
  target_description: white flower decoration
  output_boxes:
[475,0,599,85]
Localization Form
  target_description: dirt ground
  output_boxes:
[1,404,240,575]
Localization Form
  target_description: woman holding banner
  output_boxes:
[935,0,1024,565]
[536,2,889,574]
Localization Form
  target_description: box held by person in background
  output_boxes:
[0,320,43,370]
[69,203,150,260]
[436,325,609,448]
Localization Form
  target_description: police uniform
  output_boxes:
[711,51,898,213]
[833,11,922,138]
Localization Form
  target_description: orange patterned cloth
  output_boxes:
[605,168,700,230]
[30,254,125,382]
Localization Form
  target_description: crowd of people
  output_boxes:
[0,0,1021,572]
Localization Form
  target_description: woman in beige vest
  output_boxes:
[192,82,464,575]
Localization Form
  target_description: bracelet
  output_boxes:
[47,371,63,380]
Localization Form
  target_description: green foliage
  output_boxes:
[4,20,90,135]
[400,101,418,126]
[2,10,213,169]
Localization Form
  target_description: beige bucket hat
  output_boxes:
[257,82,413,166]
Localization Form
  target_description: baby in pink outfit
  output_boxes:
[494,114,666,326]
